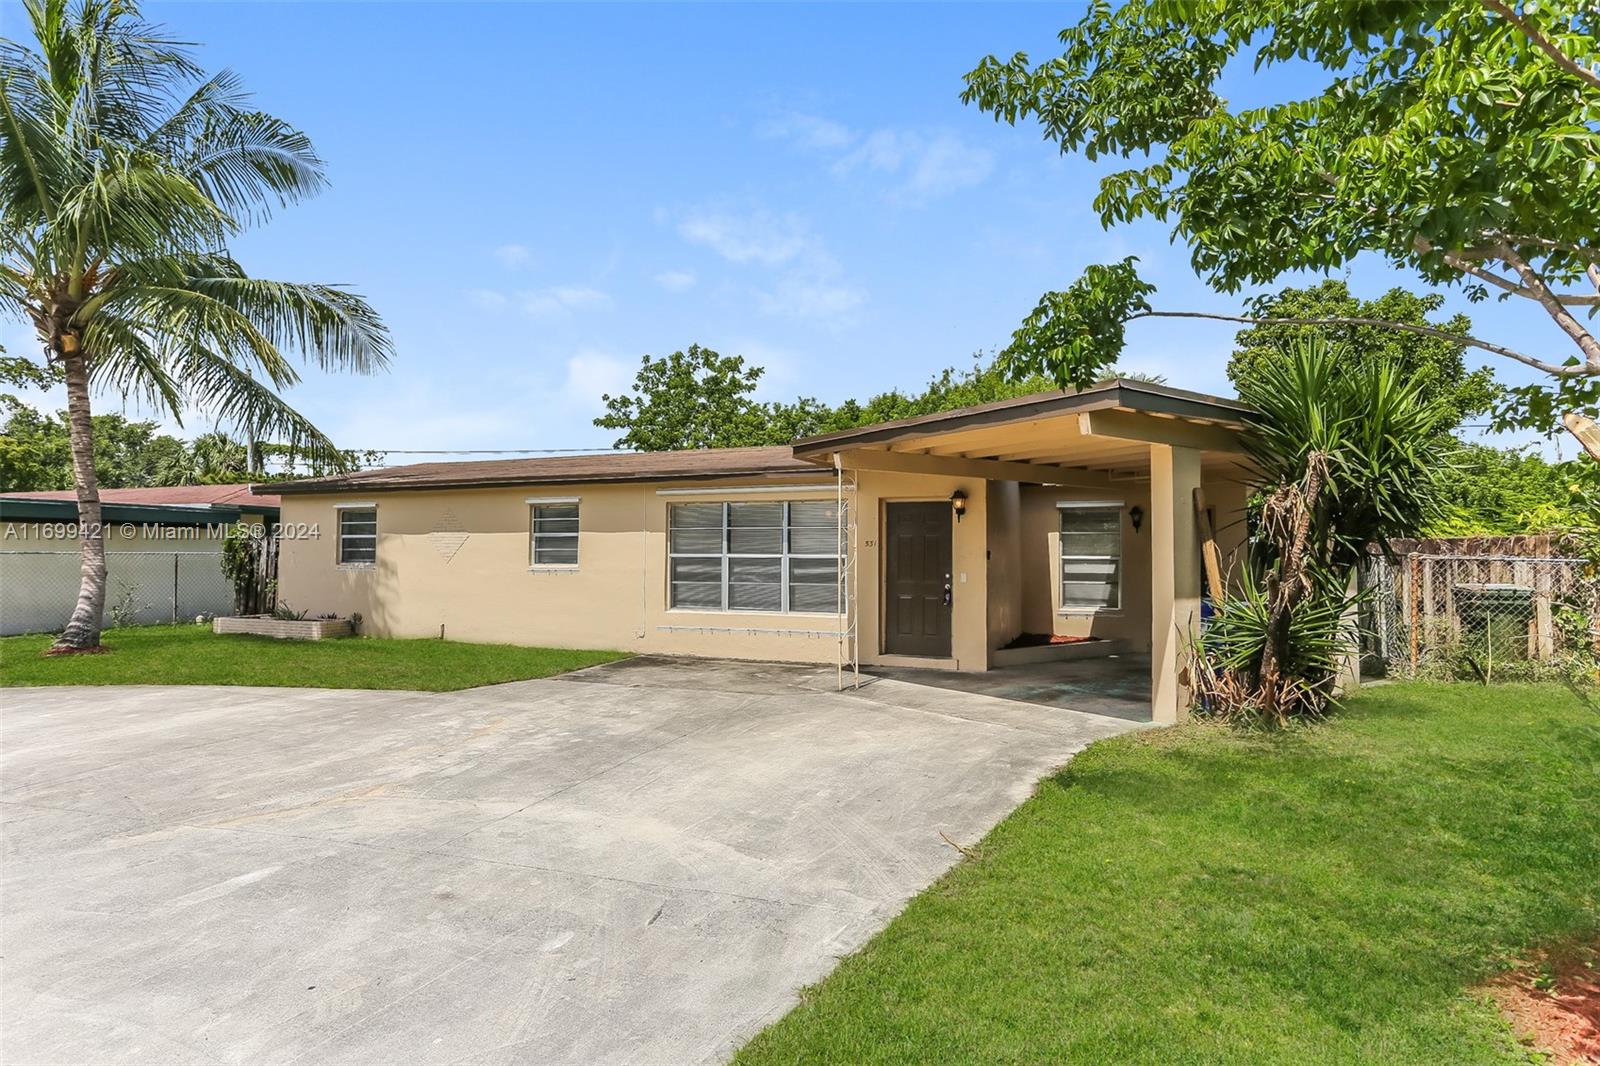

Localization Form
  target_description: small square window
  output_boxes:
[338,508,377,566]
[531,501,580,567]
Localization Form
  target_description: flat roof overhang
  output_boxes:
[792,379,1257,485]
[0,498,280,525]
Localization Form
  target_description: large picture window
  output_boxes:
[337,507,377,566]
[669,500,843,613]
[529,499,579,567]
[1058,502,1121,611]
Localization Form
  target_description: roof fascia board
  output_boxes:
[837,448,1116,488]
[1078,410,1248,454]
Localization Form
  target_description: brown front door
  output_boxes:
[884,501,952,657]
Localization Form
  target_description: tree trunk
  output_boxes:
[1565,411,1600,464]
[49,352,107,653]
[1256,456,1328,721]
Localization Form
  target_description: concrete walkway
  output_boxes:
[1,658,1141,1065]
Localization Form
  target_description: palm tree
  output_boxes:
[0,0,391,652]
[155,430,248,485]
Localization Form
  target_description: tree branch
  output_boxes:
[1123,309,1593,377]
[1497,242,1600,370]
[1414,236,1600,305]
[1482,0,1600,91]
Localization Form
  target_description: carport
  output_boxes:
[794,379,1256,723]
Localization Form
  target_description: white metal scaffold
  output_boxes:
[833,453,860,690]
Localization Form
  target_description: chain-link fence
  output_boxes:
[0,551,237,636]
[1362,552,1600,682]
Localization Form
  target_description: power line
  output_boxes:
[352,447,626,455]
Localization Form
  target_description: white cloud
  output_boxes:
[493,243,533,269]
[756,275,865,323]
[560,350,635,412]
[902,133,995,200]
[466,288,508,309]
[669,205,866,326]
[653,269,698,293]
[758,110,856,151]
[835,129,993,204]
[759,109,994,204]
[678,209,814,266]
[518,286,612,318]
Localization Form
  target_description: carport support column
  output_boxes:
[1150,444,1201,725]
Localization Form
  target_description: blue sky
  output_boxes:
[1,1,1573,459]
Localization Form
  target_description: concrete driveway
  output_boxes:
[1,657,1141,1065]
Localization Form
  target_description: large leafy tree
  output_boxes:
[962,0,1600,464]
[0,0,391,651]
[597,345,1111,452]
[1229,281,1498,432]
[596,344,779,451]
[0,393,188,490]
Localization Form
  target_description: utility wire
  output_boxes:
[351,447,627,455]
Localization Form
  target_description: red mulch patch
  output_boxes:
[1485,943,1600,1064]
[41,644,111,657]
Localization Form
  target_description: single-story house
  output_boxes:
[268,380,1256,723]
[0,484,280,635]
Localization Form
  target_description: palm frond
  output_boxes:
[166,342,346,469]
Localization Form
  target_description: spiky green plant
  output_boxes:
[0,0,391,651]
[1212,338,1451,721]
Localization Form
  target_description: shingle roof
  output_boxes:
[791,378,1253,454]
[4,484,282,509]
[266,446,822,496]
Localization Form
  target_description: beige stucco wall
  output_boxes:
[276,468,1000,670]
[985,480,1024,651]
[1014,471,1250,651]
[275,461,1246,673]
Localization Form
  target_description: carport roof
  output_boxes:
[791,378,1253,455]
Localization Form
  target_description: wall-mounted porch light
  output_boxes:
[950,489,968,523]
[1129,504,1145,533]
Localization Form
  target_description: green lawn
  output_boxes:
[737,683,1600,1065]
[0,624,627,690]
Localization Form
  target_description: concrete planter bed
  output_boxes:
[990,636,1125,668]
[213,616,352,641]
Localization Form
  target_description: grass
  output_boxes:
[0,624,627,691]
[736,683,1600,1065]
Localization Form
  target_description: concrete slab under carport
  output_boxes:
[863,654,1154,723]
[1,659,1140,1065]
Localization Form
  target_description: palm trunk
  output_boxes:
[49,351,107,653]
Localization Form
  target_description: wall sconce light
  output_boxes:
[950,489,968,523]
[1129,504,1144,533]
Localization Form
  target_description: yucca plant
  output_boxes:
[1210,337,1451,721]
[1194,567,1357,724]
[0,0,391,652]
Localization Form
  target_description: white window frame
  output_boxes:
[527,496,581,571]
[1056,500,1123,613]
[667,500,842,615]
[335,502,378,569]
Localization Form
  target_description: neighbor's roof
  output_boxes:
[267,446,821,497]
[791,378,1254,455]
[4,484,282,509]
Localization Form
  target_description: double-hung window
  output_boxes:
[1058,502,1122,611]
[529,499,580,567]
[337,506,377,566]
[669,500,842,613]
